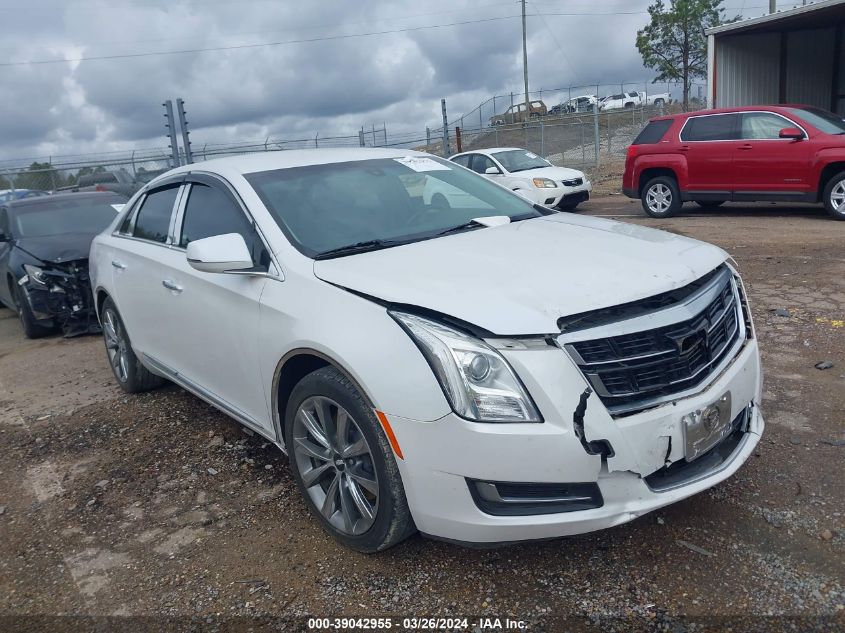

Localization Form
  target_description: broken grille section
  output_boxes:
[566,269,742,416]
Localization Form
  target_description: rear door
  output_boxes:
[732,111,814,197]
[111,181,184,367]
[678,113,740,195]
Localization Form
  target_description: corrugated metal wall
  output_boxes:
[715,33,780,107]
[785,28,835,106]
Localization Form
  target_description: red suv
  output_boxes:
[623,105,845,220]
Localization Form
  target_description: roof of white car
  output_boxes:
[165,148,429,177]
[453,147,525,156]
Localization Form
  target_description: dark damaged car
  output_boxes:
[0,192,126,338]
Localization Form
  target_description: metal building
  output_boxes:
[707,0,845,114]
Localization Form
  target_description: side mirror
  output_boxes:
[484,166,500,175]
[186,233,254,274]
[779,127,804,140]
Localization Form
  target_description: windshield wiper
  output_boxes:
[434,220,485,237]
[314,239,408,260]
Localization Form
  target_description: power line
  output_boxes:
[0,15,525,67]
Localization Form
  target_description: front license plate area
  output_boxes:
[682,391,732,461]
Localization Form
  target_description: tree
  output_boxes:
[14,161,65,191]
[636,0,735,110]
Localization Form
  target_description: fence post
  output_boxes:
[441,99,450,157]
[607,113,612,156]
[510,92,514,110]
[479,107,483,131]
[581,122,585,164]
[426,126,431,150]
[359,130,365,147]
[540,122,545,157]
[593,103,600,167]
[383,123,387,146]
[455,127,463,154]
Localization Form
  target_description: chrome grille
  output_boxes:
[561,177,583,187]
[565,267,743,416]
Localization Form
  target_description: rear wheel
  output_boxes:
[641,177,682,218]
[285,366,414,552]
[101,297,165,393]
[12,284,53,339]
[694,200,726,210]
[823,171,845,220]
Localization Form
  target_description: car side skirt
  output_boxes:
[680,191,818,203]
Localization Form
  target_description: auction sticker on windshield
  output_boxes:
[394,156,451,172]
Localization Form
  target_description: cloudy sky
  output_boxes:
[0,0,802,163]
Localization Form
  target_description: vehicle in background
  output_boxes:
[450,147,591,210]
[0,191,127,338]
[58,168,150,197]
[599,91,669,111]
[0,189,50,203]
[90,148,763,552]
[489,100,547,126]
[623,105,845,220]
[549,95,599,116]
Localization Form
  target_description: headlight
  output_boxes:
[390,312,542,423]
[22,264,49,288]
[532,178,557,189]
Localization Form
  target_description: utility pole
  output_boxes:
[163,100,180,167]
[175,98,193,165]
[769,0,776,13]
[521,0,530,115]
[441,99,450,157]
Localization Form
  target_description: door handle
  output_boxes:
[679,145,691,152]
[162,280,183,293]
[738,144,753,151]
[111,260,126,270]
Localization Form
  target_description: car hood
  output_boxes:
[512,166,585,181]
[14,232,96,265]
[313,214,728,335]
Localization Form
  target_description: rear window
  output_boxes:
[681,114,740,141]
[632,119,673,145]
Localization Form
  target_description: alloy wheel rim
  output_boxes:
[292,396,379,536]
[103,309,129,383]
[647,184,672,214]
[831,181,845,215]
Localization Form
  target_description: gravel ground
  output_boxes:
[1,196,843,632]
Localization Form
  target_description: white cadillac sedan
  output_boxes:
[90,148,763,552]
[447,147,592,210]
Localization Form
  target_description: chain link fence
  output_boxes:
[0,81,709,196]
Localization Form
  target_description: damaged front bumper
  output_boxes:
[385,338,763,544]
[18,260,101,337]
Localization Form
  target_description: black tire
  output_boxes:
[558,202,580,212]
[100,297,165,393]
[822,170,845,220]
[284,366,414,553]
[12,283,53,339]
[694,200,726,209]
[641,176,682,218]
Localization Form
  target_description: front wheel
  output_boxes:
[285,366,414,552]
[823,171,845,220]
[13,284,53,339]
[641,177,682,218]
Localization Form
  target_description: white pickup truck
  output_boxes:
[599,90,669,111]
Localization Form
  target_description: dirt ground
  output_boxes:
[1,196,844,632]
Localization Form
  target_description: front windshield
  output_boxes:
[788,107,845,134]
[491,150,550,173]
[12,199,122,238]
[245,156,541,258]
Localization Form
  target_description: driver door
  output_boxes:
[162,175,275,433]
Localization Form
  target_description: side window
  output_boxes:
[0,208,8,237]
[451,155,471,168]
[471,155,497,174]
[118,196,142,234]
[681,114,740,141]
[741,113,795,139]
[133,185,180,243]
[180,183,269,269]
